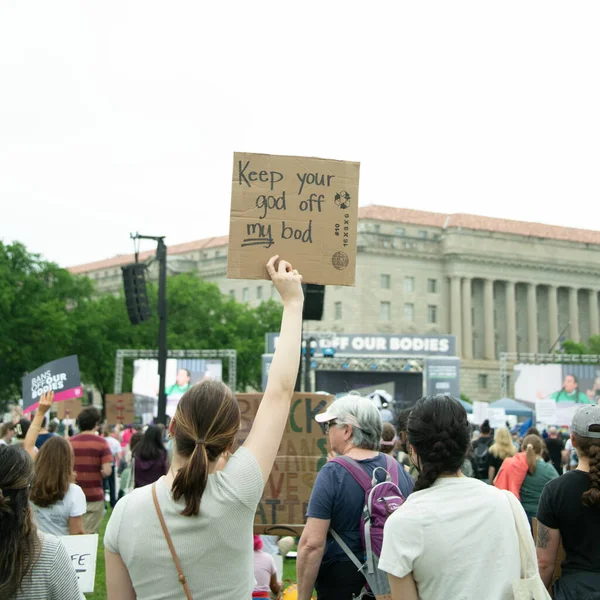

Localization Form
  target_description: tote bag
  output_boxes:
[502,491,552,600]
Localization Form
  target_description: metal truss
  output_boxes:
[500,352,600,397]
[311,355,424,372]
[114,349,237,393]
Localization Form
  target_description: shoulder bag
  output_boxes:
[502,490,552,600]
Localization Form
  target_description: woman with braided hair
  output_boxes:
[536,405,600,599]
[379,395,531,600]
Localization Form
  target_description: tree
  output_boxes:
[562,336,600,355]
[0,242,283,411]
[0,242,93,410]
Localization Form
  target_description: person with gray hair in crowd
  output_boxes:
[297,393,414,600]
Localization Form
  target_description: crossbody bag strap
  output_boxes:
[152,483,193,600]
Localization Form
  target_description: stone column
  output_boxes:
[527,283,538,354]
[484,279,495,360]
[548,285,559,349]
[462,278,473,359]
[505,281,517,354]
[450,276,462,356]
[569,287,580,343]
[589,289,599,337]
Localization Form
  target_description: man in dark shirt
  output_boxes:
[545,427,564,475]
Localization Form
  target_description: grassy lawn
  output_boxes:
[86,510,297,599]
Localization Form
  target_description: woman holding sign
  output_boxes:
[104,256,304,600]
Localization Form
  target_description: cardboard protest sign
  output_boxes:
[60,534,99,593]
[106,393,135,425]
[236,393,332,536]
[227,152,360,286]
[22,356,83,414]
[55,398,83,420]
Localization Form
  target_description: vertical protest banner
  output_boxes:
[106,393,135,425]
[60,534,99,594]
[235,393,332,535]
[227,152,360,286]
[22,356,83,414]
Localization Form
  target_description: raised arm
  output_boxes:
[23,391,55,458]
[243,255,303,482]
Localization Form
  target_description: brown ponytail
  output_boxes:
[171,381,240,517]
[574,426,600,508]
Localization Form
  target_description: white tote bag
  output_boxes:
[502,491,552,600]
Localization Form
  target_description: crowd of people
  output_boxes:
[0,256,599,599]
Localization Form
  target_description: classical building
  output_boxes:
[69,205,600,401]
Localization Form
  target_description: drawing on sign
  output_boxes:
[334,191,351,210]
[332,251,349,270]
[228,152,360,286]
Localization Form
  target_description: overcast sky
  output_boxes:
[1,1,599,268]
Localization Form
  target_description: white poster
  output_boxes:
[488,407,507,429]
[535,400,558,426]
[473,401,489,426]
[60,534,98,594]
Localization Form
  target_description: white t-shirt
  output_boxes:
[105,436,122,461]
[104,446,264,600]
[31,483,87,537]
[379,477,524,600]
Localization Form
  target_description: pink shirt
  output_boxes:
[121,428,134,449]
[253,551,276,593]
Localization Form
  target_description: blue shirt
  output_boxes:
[35,432,55,449]
[306,453,414,567]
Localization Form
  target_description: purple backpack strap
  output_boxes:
[384,454,399,487]
[330,456,372,492]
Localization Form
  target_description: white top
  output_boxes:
[31,483,87,537]
[379,477,524,600]
[105,435,122,459]
[104,446,264,600]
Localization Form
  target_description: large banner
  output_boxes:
[227,152,360,286]
[266,332,457,356]
[132,358,223,420]
[236,393,332,536]
[22,356,83,413]
[514,363,600,426]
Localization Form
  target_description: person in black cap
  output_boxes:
[536,405,600,599]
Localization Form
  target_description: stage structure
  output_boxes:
[262,353,460,410]
[500,352,600,398]
[114,349,237,395]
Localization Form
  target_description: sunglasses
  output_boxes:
[324,420,338,434]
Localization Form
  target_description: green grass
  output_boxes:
[85,509,109,600]
[86,510,297,599]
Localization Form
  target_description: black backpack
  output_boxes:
[473,440,491,479]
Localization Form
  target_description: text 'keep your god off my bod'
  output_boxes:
[227,152,360,286]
